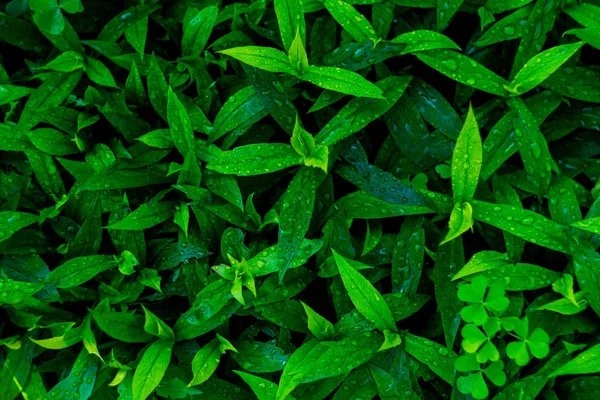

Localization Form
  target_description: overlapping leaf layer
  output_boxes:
[1,0,600,399]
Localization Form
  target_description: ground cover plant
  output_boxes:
[2,0,600,399]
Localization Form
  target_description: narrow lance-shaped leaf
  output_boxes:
[509,0,560,78]
[315,75,411,147]
[433,238,464,349]
[105,201,176,231]
[211,86,267,142]
[182,5,218,56]
[274,0,306,52]
[219,46,296,75]
[437,0,465,31]
[45,350,98,399]
[332,250,396,333]
[507,97,557,195]
[442,202,474,244]
[47,255,117,288]
[0,211,39,243]
[277,167,316,281]
[167,87,195,156]
[471,200,573,254]
[506,42,584,96]
[416,50,508,96]
[452,104,482,203]
[549,343,600,377]
[324,0,377,43]
[300,66,383,99]
[132,338,173,400]
[206,143,303,176]
[390,30,461,54]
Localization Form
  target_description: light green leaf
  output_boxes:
[85,57,118,88]
[441,202,474,244]
[300,66,383,99]
[416,50,508,96]
[390,29,461,53]
[46,255,117,288]
[506,42,584,95]
[324,0,377,42]
[206,143,303,176]
[274,0,306,52]
[550,344,600,377]
[132,338,173,400]
[105,201,176,231]
[332,250,396,333]
[301,301,335,340]
[451,105,482,203]
[220,46,296,74]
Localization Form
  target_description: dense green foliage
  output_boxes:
[1,0,600,399]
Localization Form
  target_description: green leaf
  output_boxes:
[288,29,309,74]
[93,300,154,343]
[276,333,381,400]
[85,57,119,88]
[437,0,465,31]
[434,238,464,348]
[167,87,195,156]
[550,344,600,377]
[277,167,316,280]
[143,306,174,341]
[44,51,84,71]
[471,200,572,254]
[315,76,411,147]
[132,338,173,400]
[220,46,296,74]
[441,202,474,244]
[147,54,169,120]
[390,29,461,53]
[274,0,306,52]
[98,4,160,42]
[0,211,39,243]
[189,338,231,386]
[231,341,289,373]
[125,16,147,57]
[0,340,35,400]
[46,255,117,288]
[105,201,176,231]
[507,97,557,195]
[300,66,383,99]
[234,371,278,400]
[416,50,508,95]
[324,0,377,42]
[125,61,146,105]
[301,301,335,340]
[46,350,98,399]
[475,5,534,47]
[333,250,396,333]
[206,143,302,176]
[506,42,584,95]
[405,333,457,384]
[451,105,482,203]
[211,86,267,141]
[0,279,43,306]
[182,6,218,56]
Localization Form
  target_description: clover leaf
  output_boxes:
[504,317,550,366]
[461,323,500,363]
[456,354,507,399]
[458,276,509,325]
